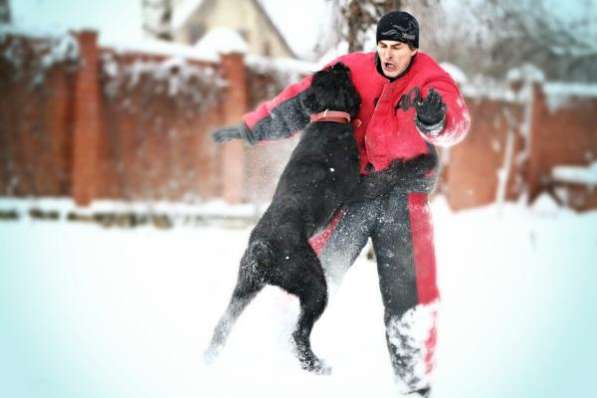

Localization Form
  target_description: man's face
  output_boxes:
[377,40,417,78]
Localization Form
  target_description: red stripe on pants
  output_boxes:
[407,193,439,304]
[408,193,439,375]
[308,209,344,256]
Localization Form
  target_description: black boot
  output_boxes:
[405,387,431,398]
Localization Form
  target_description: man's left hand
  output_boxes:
[414,88,446,135]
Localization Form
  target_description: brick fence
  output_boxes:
[1,31,596,211]
[0,30,292,206]
[446,79,597,211]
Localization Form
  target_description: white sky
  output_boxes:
[10,0,145,41]
[8,0,596,58]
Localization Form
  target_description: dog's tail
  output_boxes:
[248,240,275,269]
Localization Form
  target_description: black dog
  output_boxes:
[204,63,360,374]
[204,63,437,374]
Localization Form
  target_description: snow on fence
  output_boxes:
[0,30,79,85]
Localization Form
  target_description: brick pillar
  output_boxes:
[72,30,102,206]
[527,82,544,202]
[219,52,248,204]
[45,68,71,196]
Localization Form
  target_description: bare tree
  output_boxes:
[0,0,11,24]
[479,0,597,81]
[436,0,597,82]
[142,0,173,41]
[324,0,402,53]
[398,1,491,77]
[321,0,442,54]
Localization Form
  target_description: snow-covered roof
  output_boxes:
[104,37,219,62]
[172,0,296,59]
[193,27,248,57]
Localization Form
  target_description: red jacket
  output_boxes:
[243,51,470,174]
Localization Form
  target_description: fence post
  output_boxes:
[45,67,71,196]
[219,52,248,204]
[72,30,102,207]
[527,82,544,203]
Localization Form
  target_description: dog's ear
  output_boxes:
[346,88,361,118]
[331,62,350,73]
[331,63,361,117]
[300,91,321,114]
[301,68,330,113]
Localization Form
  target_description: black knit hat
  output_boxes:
[376,11,419,48]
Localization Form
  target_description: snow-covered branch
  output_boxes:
[142,0,173,41]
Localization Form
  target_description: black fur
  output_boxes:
[348,151,439,203]
[204,63,437,374]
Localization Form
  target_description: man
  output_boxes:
[213,11,470,398]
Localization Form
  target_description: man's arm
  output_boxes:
[415,73,471,147]
[212,75,313,144]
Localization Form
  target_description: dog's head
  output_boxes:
[301,63,361,118]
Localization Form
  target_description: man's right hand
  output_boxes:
[212,124,245,143]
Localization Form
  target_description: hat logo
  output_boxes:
[381,23,416,41]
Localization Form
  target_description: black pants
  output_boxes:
[310,186,439,393]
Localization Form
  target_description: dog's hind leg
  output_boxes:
[288,256,331,375]
[204,258,264,364]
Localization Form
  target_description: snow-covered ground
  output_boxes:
[1,196,596,398]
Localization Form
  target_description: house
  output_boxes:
[172,0,296,58]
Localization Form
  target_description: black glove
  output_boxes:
[414,88,446,135]
[211,123,253,144]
